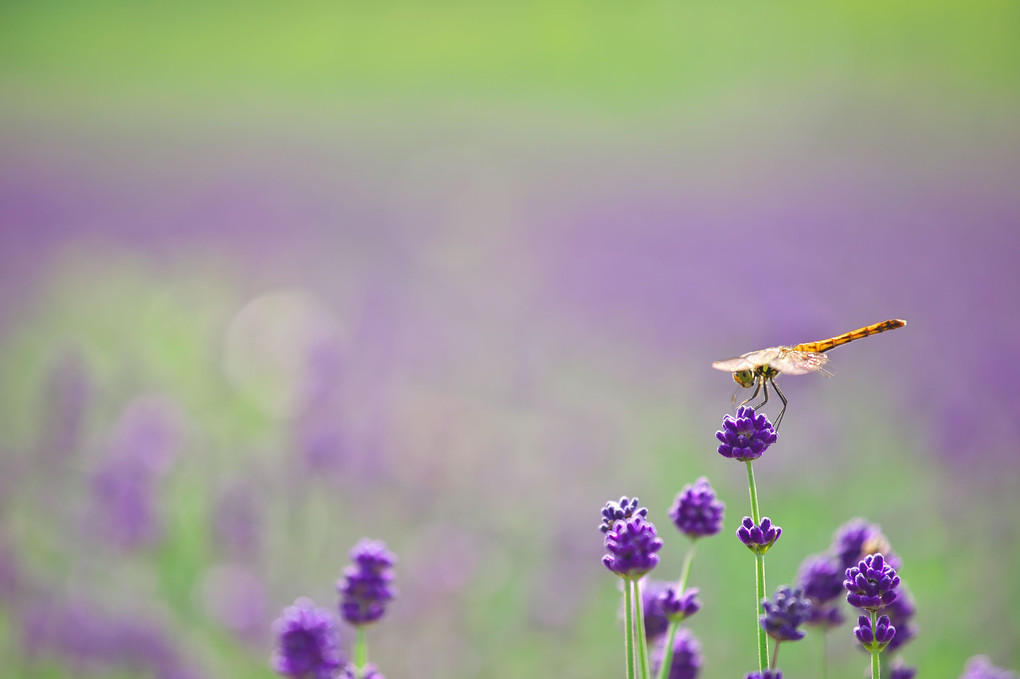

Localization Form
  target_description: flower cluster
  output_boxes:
[854,614,896,652]
[652,628,702,679]
[797,554,845,628]
[745,671,782,679]
[760,586,812,642]
[271,598,343,679]
[273,538,396,679]
[716,406,777,462]
[736,516,782,555]
[844,553,900,612]
[668,477,725,539]
[602,513,663,578]
[660,585,701,621]
[338,539,398,626]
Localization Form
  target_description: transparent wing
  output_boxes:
[711,347,785,372]
[769,349,828,375]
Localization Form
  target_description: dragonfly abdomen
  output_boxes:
[791,319,906,354]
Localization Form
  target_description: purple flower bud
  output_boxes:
[668,478,725,539]
[760,586,812,642]
[854,614,896,651]
[660,586,701,621]
[745,671,783,679]
[271,598,343,679]
[652,628,701,679]
[832,518,901,571]
[337,539,397,626]
[844,553,900,612]
[736,517,782,555]
[600,496,649,533]
[797,554,844,604]
[716,407,777,462]
[602,515,663,578]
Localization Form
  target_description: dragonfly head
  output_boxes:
[732,370,756,389]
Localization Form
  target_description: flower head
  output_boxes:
[660,586,701,622]
[844,553,900,611]
[832,518,901,570]
[600,496,648,533]
[602,514,663,578]
[668,478,725,539]
[737,517,782,555]
[272,598,343,679]
[338,539,397,626]
[797,553,845,628]
[854,614,896,652]
[760,586,812,642]
[653,628,701,679]
[716,407,777,462]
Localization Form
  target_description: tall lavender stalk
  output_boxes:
[717,406,778,674]
[601,496,663,679]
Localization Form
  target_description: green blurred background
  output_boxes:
[1,1,1018,677]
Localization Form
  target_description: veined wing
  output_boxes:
[768,348,829,375]
[712,347,788,372]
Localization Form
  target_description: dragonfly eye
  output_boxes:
[733,370,755,388]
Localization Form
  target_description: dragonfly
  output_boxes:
[712,319,906,428]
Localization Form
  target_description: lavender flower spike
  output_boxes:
[736,516,782,555]
[603,514,663,578]
[854,614,896,652]
[659,586,701,622]
[760,586,812,642]
[653,628,702,679]
[338,539,397,626]
[668,477,725,539]
[716,407,777,462]
[843,553,899,612]
[272,597,343,679]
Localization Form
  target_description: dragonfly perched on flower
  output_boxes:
[712,319,906,428]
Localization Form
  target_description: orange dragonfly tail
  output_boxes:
[791,319,906,354]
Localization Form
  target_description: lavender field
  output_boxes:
[1,2,1018,678]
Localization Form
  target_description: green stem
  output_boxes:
[746,461,769,673]
[656,621,679,679]
[634,579,651,679]
[746,461,762,524]
[677,542,697,594]
[870,611,881,679]
[655,542,697,679]
[822,630,828,679]
[772,639,781,669]
[624,578,637,679]
[355,626,368,671]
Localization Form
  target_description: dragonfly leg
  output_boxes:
[771,378,788,430]
[738,380,762,409]
[750,379,770,411]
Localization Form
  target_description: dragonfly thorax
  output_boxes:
[733,365,779,389]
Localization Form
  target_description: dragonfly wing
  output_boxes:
[770,350,828,375]
[712,348,783,372]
